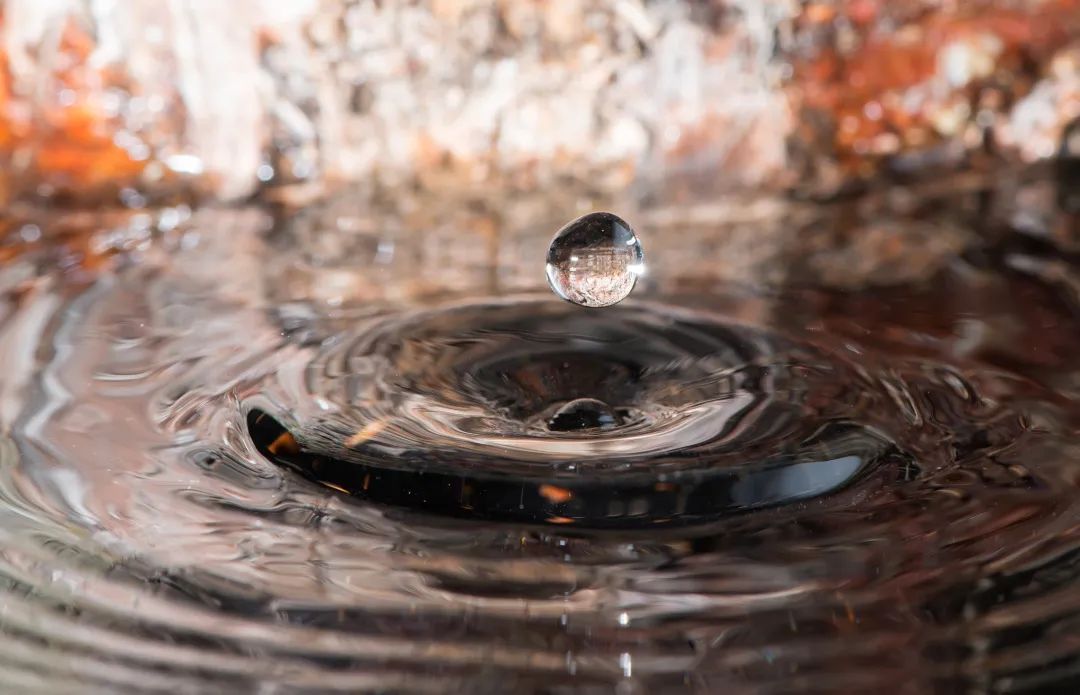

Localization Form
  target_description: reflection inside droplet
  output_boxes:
[545,212,644,307]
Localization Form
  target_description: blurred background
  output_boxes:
[2,0,1080,297]
[3,0,1080,202]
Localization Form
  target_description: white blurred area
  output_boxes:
[0,0,790,201]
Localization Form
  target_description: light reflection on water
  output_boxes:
[0,195,1076,693]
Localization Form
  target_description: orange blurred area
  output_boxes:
[794,0,1080,168]
[0,14,145,202]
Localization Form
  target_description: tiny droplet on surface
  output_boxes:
[545,212,644,308]
[547,398,620,432]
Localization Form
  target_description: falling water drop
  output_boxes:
[545,212,644,308]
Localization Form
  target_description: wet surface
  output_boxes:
[0,194,1078,692]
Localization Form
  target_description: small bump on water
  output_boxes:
[547,398,620,432]
[545,212,644,308]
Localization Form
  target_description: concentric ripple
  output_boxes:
[0,210,1076,693]
[252,299,904,527]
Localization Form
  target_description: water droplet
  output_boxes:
[545,212,644,307]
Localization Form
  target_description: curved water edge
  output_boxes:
[0,206,1075,692]
[249,296,908,528]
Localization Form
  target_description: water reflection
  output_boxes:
[0,189,1076,692]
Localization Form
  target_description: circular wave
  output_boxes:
[252,298,907,527]
[0,218,1075,692]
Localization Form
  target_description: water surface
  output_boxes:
[0,194,1077,693]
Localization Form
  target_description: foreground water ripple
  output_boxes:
[0,206,1075,692]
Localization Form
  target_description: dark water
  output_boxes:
[0,197,1078,693]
